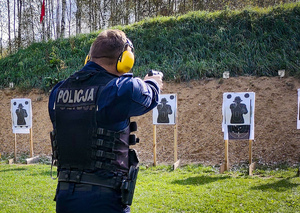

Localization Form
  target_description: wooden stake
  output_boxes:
[14,133,17,162]
[174,124,178,163]
[30,128,34,157]
[153,125,157,166]
[249,140,253,165]
[224,140,229,171]
[249,162,256,176]
[219,164,225,174]
[173,159,181,170]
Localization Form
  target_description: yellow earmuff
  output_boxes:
[117,50,135,73]
[84,55,90,65]
[116,38,135,73]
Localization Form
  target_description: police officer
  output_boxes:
[48,29,163,213]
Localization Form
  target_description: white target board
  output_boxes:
[222,92,255,140]
[297,89,300,129]
[153,94,177,125]
[11,98,32,134]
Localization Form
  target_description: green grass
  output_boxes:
[0,164,57,213]
[0,162,299,213]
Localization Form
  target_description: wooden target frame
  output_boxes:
[11,98,34,162]
[221,92,256,175]
[152,94,180,169]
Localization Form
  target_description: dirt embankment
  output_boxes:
[0,76,299,166]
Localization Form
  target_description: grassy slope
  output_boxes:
[0,2,299,91]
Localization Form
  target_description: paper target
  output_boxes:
[11,98,32,134]
[222,92,255,140]
[153,94,177,125]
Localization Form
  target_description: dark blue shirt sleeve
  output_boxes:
[129,77,160,117]
[97,76,160,128]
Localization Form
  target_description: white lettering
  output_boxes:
[57,88,95,104]
[62,90,69,103]
[87,88,94,102]
[68,90,74,103]
[77,90,83,102]
[81,90,87,102]
[57,90,64,102]
[74,90,79,103]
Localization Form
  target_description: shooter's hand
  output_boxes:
[144,72,163,91]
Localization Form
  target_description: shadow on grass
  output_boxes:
[0,167,27,172]
[251,178,300,192]
[171,175,230,185]
[0,166,55,178]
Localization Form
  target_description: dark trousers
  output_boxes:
[55,182,130,213]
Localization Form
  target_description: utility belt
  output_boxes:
[57,165,139,205]
[58,170,123,190]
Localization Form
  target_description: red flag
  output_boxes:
[40,0,45,23]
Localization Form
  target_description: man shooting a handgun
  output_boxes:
[48,29,163,213]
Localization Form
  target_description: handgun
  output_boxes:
[148,70,163,77]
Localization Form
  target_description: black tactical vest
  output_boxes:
[52,70,135,173]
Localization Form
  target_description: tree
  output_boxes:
[56,0,60,39]
[17,0,22,50]
[61,0,66,38]
[7,0,11,53]
[75,0,82,35]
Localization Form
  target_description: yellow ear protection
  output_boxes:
[116,38,135,74]
[84,55,90,65]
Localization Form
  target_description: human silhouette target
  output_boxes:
[222,92,255,140]
[11,98,32,134]
[153,94,177,125]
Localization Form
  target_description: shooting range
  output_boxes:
[221,92,255,174]
[152,94,180,169]
[10,98,33,162]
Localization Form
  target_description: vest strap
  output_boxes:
[97,128,121,138]
[95,161,116,170]
[93,139,115,149]
[93,150,116,160]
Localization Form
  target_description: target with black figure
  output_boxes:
[152,94,179,169]
[153,94,177,125]
[223,92,255,140]
[10,98,34,162]
[221,92,255,174]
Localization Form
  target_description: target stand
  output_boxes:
[152,94,180,170]
[220,139,255,175]
[221,92,256,175]
[153,124,180,170]
[11,98,34,163]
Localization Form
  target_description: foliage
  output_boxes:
[0,2,299,91]
[0,163,299,212]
